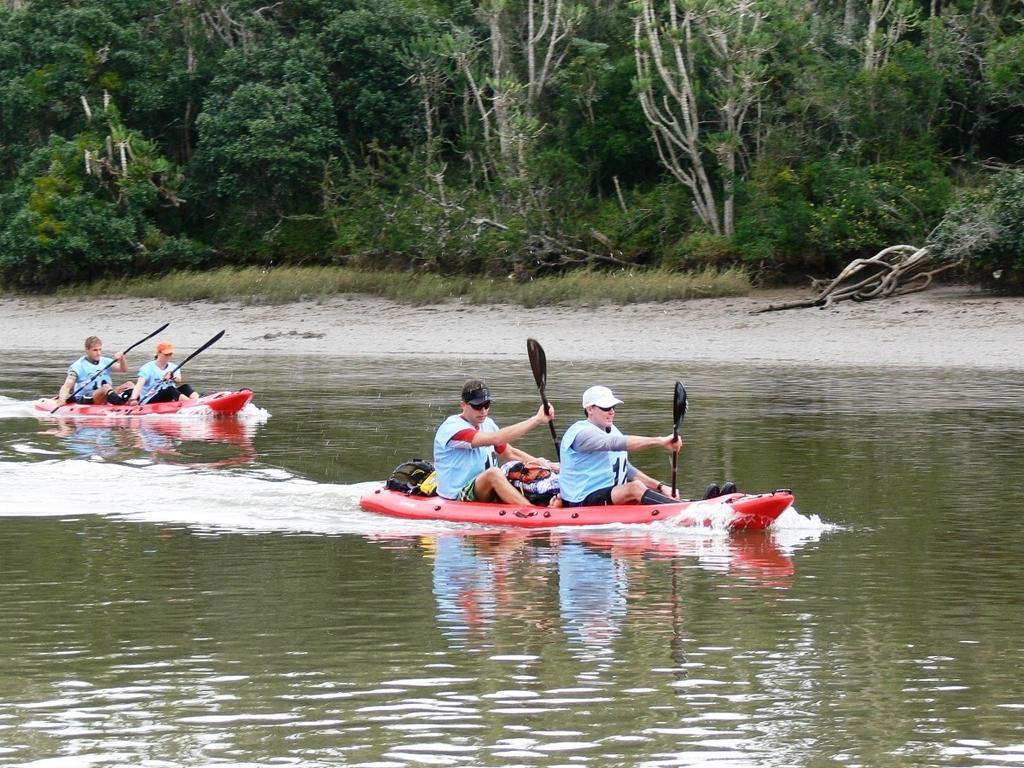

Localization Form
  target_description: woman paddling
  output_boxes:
[127,340,200,405]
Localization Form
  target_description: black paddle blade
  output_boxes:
[673,381,688,434]
[526,338,547,391]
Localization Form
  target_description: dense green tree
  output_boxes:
[0,102,204,289]
[318,0,439,148]
[553,45,658,189]
[190,35,340,215]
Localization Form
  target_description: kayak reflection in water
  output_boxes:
[48,421,130,460]
[433,378,559,505]
[559,385,681,507]
[45,414,260,467]
[127,340,200,405]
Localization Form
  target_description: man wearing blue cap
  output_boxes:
[433,378,558,503]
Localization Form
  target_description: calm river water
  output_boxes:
[1,352,1023,767]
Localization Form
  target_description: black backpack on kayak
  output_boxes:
[386,458,437,496]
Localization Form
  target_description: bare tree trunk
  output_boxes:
[523,0,583,117]
[613,175,628,215]
[864,0,883,69]
[843,0,858,43]
[525,0,544,111]
[444,30,499,179]
[199,3,260,48]
[445,0,582,190]
[863,0,914,71]
[634,0,723,233]
[634,0,771,237]
[453,48,493,148]
[405,44,447,170]
[421,87,435,166]
[702,0,767,236]
[481,3,515,165]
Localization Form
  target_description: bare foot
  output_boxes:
[547,494,563,508]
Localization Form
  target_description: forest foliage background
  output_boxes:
[2,0,1023,291]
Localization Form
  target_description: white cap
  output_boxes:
[582,385,623,409]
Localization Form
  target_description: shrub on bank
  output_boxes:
[929,171,1024,290]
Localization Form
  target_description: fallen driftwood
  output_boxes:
[757,245,960,312]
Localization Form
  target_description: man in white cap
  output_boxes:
[433,378,558,504]
[558,385,680,506]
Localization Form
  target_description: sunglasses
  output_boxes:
[468,401,492,410]
[594,404,616,412]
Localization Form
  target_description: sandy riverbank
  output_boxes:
[4,285,1022,369]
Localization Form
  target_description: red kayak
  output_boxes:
[359,487,794,531]
[33,389,254,417]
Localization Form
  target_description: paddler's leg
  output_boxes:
[105,389,130,405]
[92,384,113,404]
[640,487,677,504]
[146,388,177,404]
[107,382,134,404]
[611,479,654,505]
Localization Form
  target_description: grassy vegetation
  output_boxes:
[50,265,751,306]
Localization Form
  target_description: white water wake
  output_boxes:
[1,459,426,536]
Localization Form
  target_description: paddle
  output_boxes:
[670,380,687,498]
[52,322,170,413]
[526,337,559,455]
[139,329,225,405]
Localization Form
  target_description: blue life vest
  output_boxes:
[433,414,499,499]
[137,360,177,402]
[67,355,115,398]
[559,419,629,503]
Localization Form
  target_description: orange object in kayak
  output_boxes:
[34,389,254,417]
[359,487,794,530]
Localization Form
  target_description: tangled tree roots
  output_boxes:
[758,245,960,312]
